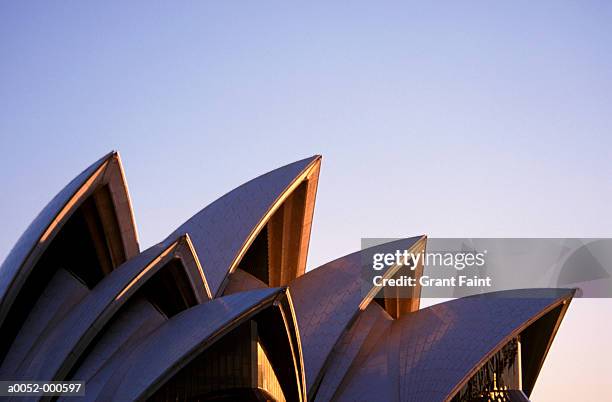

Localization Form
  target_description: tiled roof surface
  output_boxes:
[333,289,573,402]
[314,302,392,402]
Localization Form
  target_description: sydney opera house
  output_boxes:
[0,152,573,402]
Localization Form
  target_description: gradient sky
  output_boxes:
[1,2,611,400]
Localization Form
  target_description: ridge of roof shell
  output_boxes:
[164,155,321,296]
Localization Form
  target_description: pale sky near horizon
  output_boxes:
[1,2,611,400]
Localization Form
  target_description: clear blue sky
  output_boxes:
[1,2,611,400]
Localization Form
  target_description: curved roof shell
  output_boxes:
[289,236,425,394]
[165,155,321,296]
[0,151,138,314]
[0,151,139,363]
[329,288,574,402]
[5,235,208,383]
[86,287,304,402]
